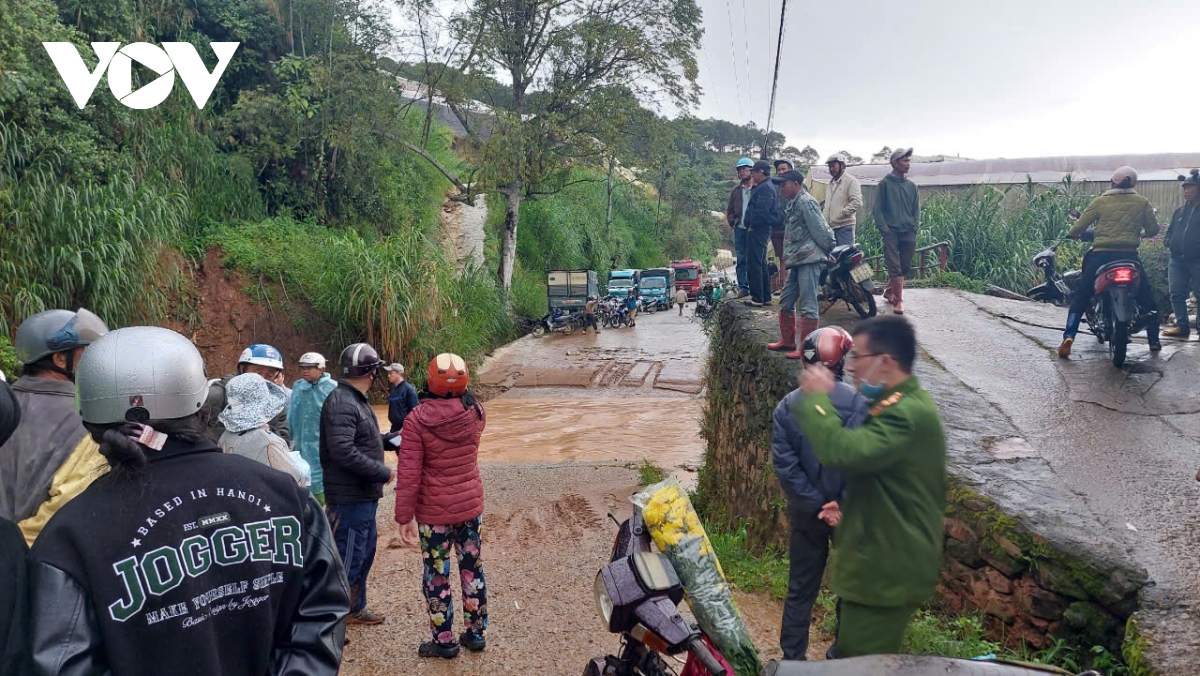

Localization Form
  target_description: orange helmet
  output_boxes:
[427,353,469,397]
[802,326,854,375]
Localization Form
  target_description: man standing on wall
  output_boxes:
[873,148,920,314]
[767,169,836,355]
[795,315,946,658]
[823,154,863,247]
[727,158,755,298]
[744,160,782,308]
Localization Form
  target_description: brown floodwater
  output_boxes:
[375,399,704,468]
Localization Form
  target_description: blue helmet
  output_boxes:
[736,157,753,169]
[237,344,284,371]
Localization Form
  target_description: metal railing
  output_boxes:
[864,241,951,282]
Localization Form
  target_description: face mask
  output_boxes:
[857,360,887,399]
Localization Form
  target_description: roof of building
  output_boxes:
[810,153,1200,187]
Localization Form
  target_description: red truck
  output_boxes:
[670,259,706,300]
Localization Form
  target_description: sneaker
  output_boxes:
[460,631,487,652]
[1058,337,1073,359]
[419,641,460,659]
[347,610,385,626]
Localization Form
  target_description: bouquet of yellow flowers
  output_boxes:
[631,478,762,676]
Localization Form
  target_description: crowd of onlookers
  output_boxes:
[0,309,490,675]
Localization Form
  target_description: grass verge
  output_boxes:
[637,460,668,486]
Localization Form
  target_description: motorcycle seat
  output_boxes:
[829,245,859,258]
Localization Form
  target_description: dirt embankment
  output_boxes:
[166,248,335,379]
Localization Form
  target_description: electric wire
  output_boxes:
[723,0,744,122]
[763,0,788,156]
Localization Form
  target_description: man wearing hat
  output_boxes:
[873,148,919,314]
[824,153,863,247]
[768,170,836,356]
[1163,169,1200,338]
[726,158,755,297]
[771,159,797,282]
[744,159,783,307]
[217,373,309,486]
[385,363,419,434]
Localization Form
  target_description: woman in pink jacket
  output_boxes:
[395,353,487,659]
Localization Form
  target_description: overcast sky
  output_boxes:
[691,0,1200,160]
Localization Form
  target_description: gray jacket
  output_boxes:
[782,190,836,269]
[0,377,91,524]
[771,382,870,515]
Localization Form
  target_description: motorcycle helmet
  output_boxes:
[1180,168,1200,187]
[76,327,209,424]
[802,326,854,376]
[15,308,109,371]
[1111,166,1138,189]
[297,352,327,369]
[339,343,383,378]
[237,344,284,371]
[735,157,753,169]
[773,158,794,172]
[427,353,469,397]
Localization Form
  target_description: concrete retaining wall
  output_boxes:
[699,302,1151,668]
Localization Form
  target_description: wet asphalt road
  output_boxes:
[904,289,1200,667]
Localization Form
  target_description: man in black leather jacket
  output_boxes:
[744,160,782,307]
[0,373,28,676]
[320,343,393,626]
[27,326,349,676]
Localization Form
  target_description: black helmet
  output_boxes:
[1180,168,1200,187]
[802,326,854,376]
[339,343,383,378]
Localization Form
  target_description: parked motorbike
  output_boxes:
[694,294,714,321]
[1025,241,1084,306]
[585,509,728,676]
[821,244,877,319]
[532,308,583,338]
[609,306,633,329]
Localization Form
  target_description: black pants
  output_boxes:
[1067,250,1159,333]
[747,227,773,303]
[781,508,833,660]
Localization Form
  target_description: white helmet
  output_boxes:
[826,153,848,165]
[297,352,327,369]
[76,327,209,424]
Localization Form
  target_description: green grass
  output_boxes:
[637,460,668,486]
[701,519,1129,672]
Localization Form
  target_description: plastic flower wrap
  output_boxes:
[631,478,763,676]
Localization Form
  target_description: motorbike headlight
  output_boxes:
[593,572,614,626]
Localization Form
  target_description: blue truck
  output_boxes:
[606,269,640,299]
[638,267,676,311]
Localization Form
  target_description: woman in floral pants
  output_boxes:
[420,519,488,647]
[395,353,489,659]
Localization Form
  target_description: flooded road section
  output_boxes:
[474,307,709,473]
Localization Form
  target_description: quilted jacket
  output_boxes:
[1068,189,1159,252]
[394,396,486,526]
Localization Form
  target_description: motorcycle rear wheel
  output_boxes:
[563,323,575,336]
[846,281,878,318]
[532,325,546,338]
[1110,319,1128,367]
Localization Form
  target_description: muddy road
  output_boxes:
[904,289,1200,668]
[342,306,789,675]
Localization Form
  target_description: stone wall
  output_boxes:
[700,301,1151,668]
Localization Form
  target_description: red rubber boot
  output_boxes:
[767,312,797,351]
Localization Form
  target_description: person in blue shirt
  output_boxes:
[625,287,640,328]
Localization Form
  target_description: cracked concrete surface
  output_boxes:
[905,289,1200,670]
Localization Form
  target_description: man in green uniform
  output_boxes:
[794,315,946,657]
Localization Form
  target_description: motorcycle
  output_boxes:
[585,509,729,676]
[1025,241,1084,306]
[694,294,714,321]
[821,244,877,319]
[609,306,634,329]
[532,308,584,338]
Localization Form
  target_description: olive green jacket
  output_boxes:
[793,376,946,608]
[1068,189,1159,252]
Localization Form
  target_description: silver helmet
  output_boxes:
[15,308,109,365]
[76,327,209,424]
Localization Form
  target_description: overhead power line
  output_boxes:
[724,0,744,122]
[741,0,753,116]
[763,0,788,158]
